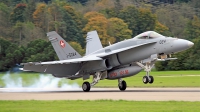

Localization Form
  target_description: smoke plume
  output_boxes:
[0,71,80,92]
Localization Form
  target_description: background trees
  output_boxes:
[155,15,200,71]
[83,11,115,46]
[0,3,12,38]
[0,0,200,71]
[61,5,85,47]
[118,6,156,37]
[185,16,200,40]
[107,18,132,42]
[33,3,48,32]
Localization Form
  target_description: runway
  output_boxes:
[0,88,200,101]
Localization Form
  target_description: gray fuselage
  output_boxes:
[80,35,192,76]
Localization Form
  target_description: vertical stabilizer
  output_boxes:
[86,30,103,55]
[47,31,82,60]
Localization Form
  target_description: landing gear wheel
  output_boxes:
[82,81,91,92]
[148,76,154,84]
[118,80,127,91]
[143,76,149,84]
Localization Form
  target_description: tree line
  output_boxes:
[0,0,200,71]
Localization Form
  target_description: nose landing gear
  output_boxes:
[137,62,155,84]
[143,75,154,84]
[148,76,154,84]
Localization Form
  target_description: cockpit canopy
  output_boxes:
[134,31,165,39]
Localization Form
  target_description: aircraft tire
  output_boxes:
[118,80,127,91]
[143,76,149,84]
[148,76,154,84]
[82,81,91,92]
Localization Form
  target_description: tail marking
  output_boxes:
[60,40,66,48]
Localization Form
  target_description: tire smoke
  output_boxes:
[0,71,80,92]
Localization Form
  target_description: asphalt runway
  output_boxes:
[0,88,200,101]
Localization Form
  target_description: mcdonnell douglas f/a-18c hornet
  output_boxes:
[21,31,194,92]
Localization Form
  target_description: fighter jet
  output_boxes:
[22,31,194,92]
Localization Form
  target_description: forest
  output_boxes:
[0,0,200,71]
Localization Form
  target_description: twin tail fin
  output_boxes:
[47,31,81,60]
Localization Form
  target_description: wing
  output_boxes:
[21,56,103,78]
[34,56,103,65]
[23,62,81,77]
[96,41,157,58]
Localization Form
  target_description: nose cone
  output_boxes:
[188,41,194,48]
[172,39,194,53]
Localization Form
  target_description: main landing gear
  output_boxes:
[82,81,90,92]
[118,78,127,91]
[82,72,102,92]
[136,62,154,84]
[82,72,127,92]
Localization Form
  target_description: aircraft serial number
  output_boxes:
[67,52,77,58]
[110,69,129,78]
[159,40,166,44]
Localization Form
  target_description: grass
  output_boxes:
[73,70,200,87]
[86,70,200,87]
[1,71,199,112]
[0,70,200,88]
[0,100,200,112]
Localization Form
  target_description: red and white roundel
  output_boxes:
[60,40,65,48]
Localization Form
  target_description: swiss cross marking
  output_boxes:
[60,40,65,48]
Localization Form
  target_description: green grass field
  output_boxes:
[0,100,200,112]
[0,72,200,112]
[0,70,200,88]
